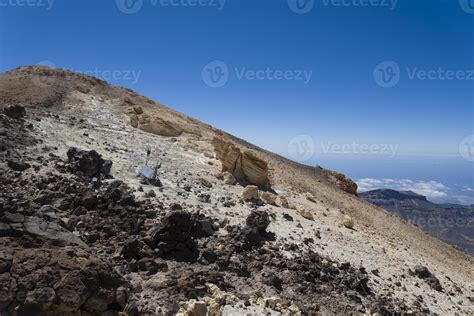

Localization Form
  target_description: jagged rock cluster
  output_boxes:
[326,170,358,196]
[66,147,112,180]
[145,210,215,262]
[0,238,127,315]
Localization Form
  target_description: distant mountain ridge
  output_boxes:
[360,189,474,256]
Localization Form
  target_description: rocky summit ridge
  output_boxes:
[0,66,473,315]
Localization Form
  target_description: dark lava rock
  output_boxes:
[266,275,283,291]
[145,190,156,198]
[200,250,218,264]
[246,210,270,233]
[0,239,126,315]
[169,203,182,211]
[7,159,31,172]
[412,265,443,292]
[102,180,124,202]
[191,218,215,238]
[413,265,431,278]
[81,192,99,210]
[67,147,112,179]
[223,211,274,249]
[102,181,136,207]
[0,251,12,274]
[137,258,167,275]
[121,238,144,260]
[3,105,26,119]
[34,190,64,206]
[145,210,198,262]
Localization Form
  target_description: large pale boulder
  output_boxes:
[342,215,354,229]
[242,185,259,201]
[260,192,277,205]
[138,115,183,137]
[305,192,317,203]
[298,209,314,221]
[212,137,270,188]
[127,110,183,137]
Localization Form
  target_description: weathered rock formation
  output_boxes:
[327,170,358,196]
[212,137,270,188]
[67,147,112,180]
[128,107,183,137]
[242,185,259,201]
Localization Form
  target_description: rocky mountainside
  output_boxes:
[0,66,473,315]
[360,189,474,256]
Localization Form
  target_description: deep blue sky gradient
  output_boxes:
[1,0,473,202]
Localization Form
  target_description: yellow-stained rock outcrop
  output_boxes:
[127,107,183,137]
[327,171,358,196]
[212,137,270,188]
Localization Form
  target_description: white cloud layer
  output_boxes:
[462,186,474,192]
[356,178,448,198]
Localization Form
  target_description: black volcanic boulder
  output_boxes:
[145,211,198,262]
[412,265,443,292]
[67,147,112,179]
[246,210,270,233]
[3,105,26,119]
[7,159,31,172]
[101,180,137,207]
[242,210,271,247]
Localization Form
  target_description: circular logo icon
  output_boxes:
[288,134,315,162]
[33,60,57,87]
[202,60,229,88]
[459,135,474,162]
[116,0,143,14]
[460,0,474,14]
[288,0,314,14]
[373,61,400,88]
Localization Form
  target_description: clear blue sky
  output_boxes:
[1,0,473,202]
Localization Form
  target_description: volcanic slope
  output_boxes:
[0,66,472,315]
